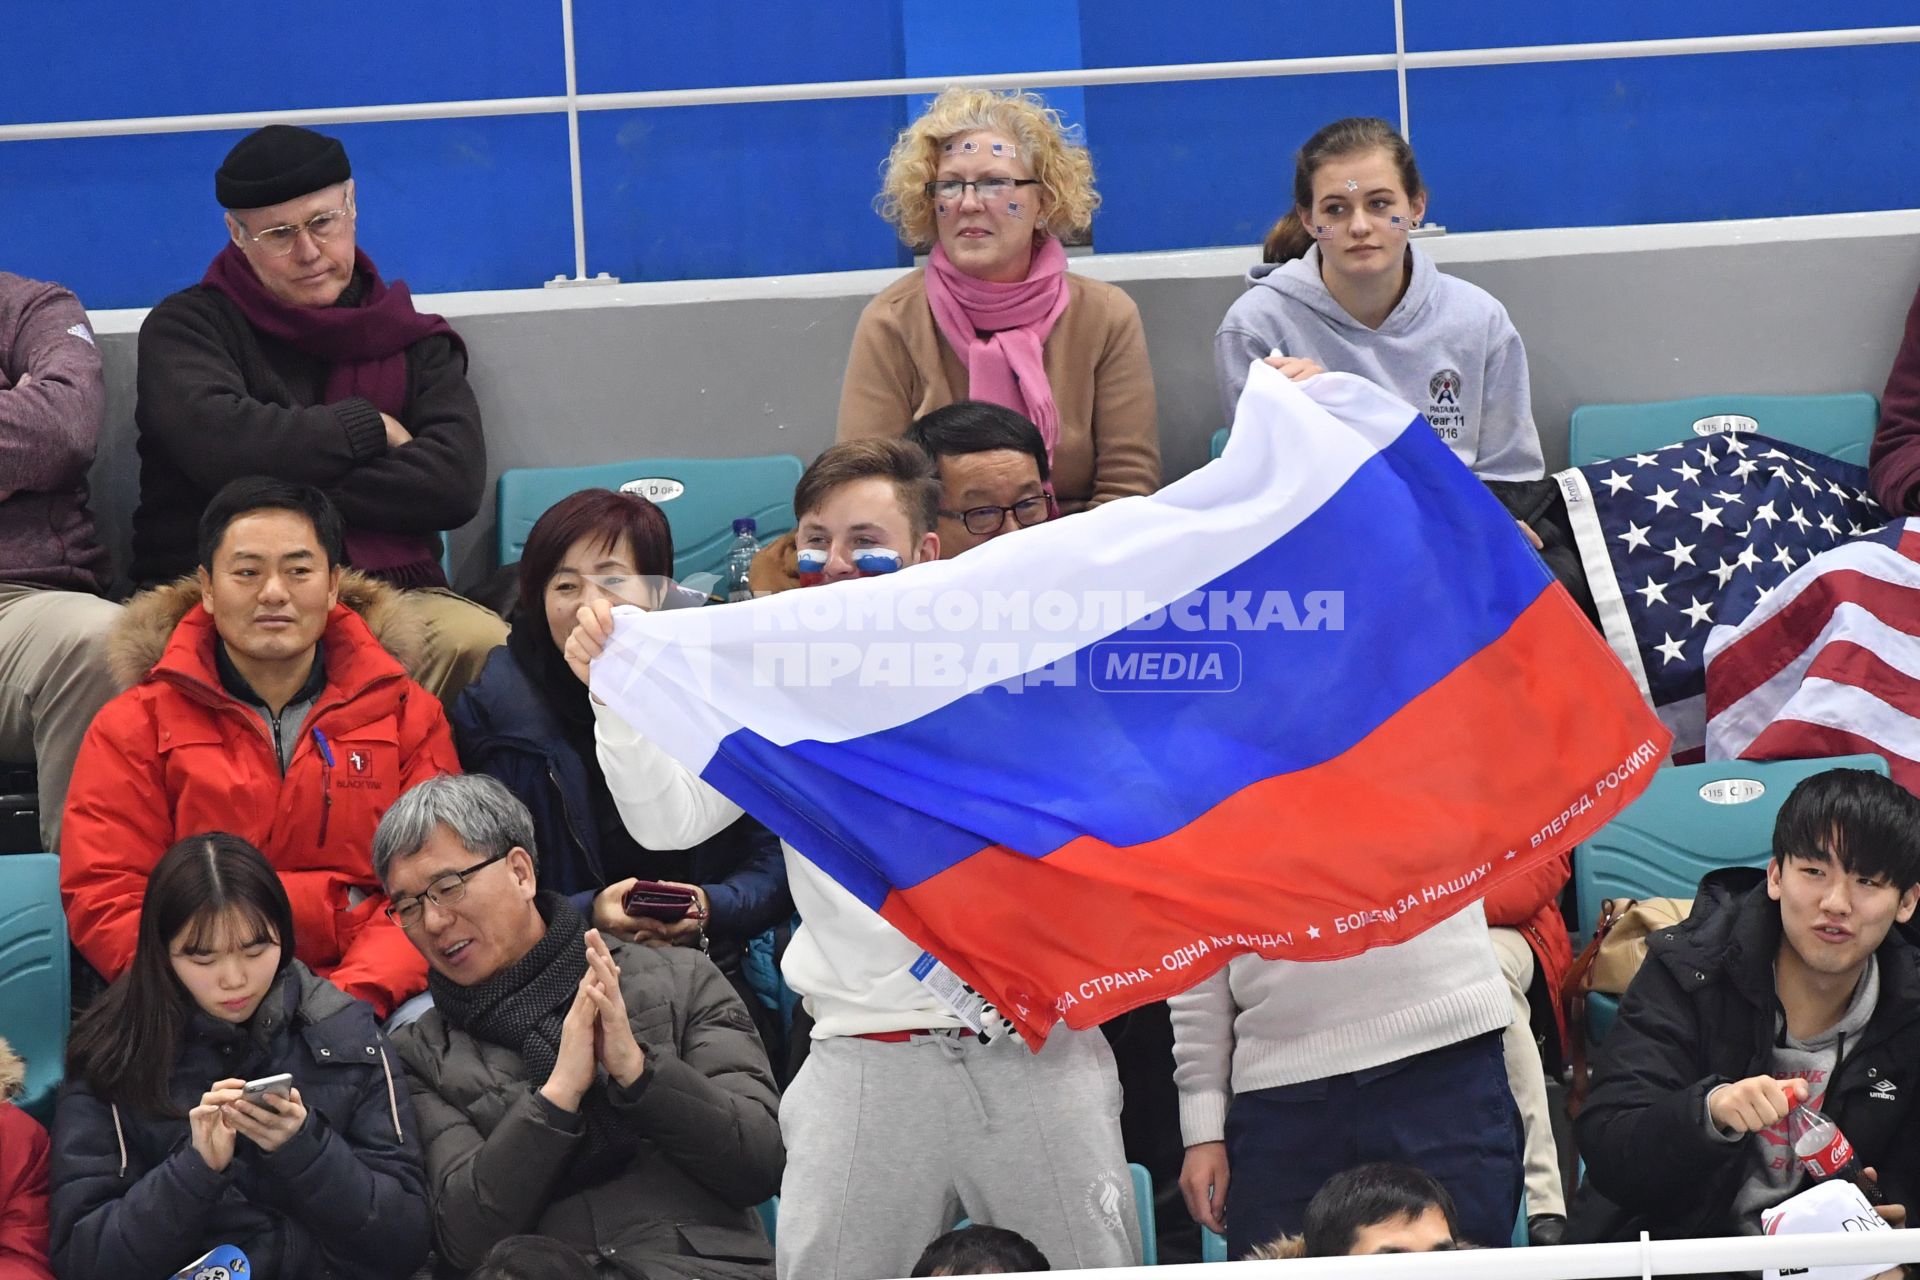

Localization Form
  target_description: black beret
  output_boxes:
[215,125,351,210]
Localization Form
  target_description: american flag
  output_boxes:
[1556,433,1885,760]
[1705,519,1920,790]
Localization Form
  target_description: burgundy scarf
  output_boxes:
[203,244,464,586]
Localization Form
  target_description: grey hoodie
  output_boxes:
[1214,244,1544,481]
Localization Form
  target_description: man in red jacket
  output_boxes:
[61,477,459,1015]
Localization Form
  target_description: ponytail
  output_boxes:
[1263,211,1314,265]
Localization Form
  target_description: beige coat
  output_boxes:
[836,268,1161,512]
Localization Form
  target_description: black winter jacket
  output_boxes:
[131,277,484,586]
[1571,868,1920,1242]
[49,964,430,1278]
[391,937,781,1278]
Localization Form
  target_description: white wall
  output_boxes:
[85,210,1920,589]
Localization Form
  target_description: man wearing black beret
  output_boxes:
[131,124,505,702]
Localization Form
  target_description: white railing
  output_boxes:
[4,16,1917,282]
[1038,1230,1920,1278]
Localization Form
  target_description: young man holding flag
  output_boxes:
[564,439,1140,1280]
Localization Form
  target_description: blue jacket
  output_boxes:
[450,644,789,969]
[50,964,429,1279]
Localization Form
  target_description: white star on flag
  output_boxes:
[1676,460,1704,484]
[1618,522,1653,550]
[1732,458,1760,479]
[1630,452,1660,468]
[1662,539,1697,569]
[1635,577,1669,607]
[1715,489,1746,505]
[1681,596,1714,628]
[1818,512,1840,536]
[1787,506,1812,533]
[1655,632,1687,664]
[1306,925,1321,939]
[1721,435,1750,454]
[1690,502,1725,531]
[1771,544,1796,570]
[1647,485,1680,512]
[1601,471,1634,495]
[1753,500,1780,526]
[1711,557,1739,588]
[1734,545,1763,573]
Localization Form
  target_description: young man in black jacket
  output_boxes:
[1572,768,1920,1241]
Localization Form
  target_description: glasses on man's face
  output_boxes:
[940,495,1050,536]
[924,177,1041,203]
[384,849,512,929]
[239,194,357,258]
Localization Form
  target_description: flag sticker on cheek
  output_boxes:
[936,202,949,217]
[1006,201,1023,217]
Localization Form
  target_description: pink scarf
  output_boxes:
[924,237,1070,458]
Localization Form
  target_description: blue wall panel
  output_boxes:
[1412,44,1920,233]
[0,117,574,309]
[1404,0,1920,53]
[574,0,903,92]
[580,99,910,282]
[902,0,1087,138]
[1079,0,1396,64]
[573,0,907,279]
[0,1,559,121]
[1081,74,1401,254]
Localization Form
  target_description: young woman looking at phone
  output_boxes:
[49,833,429,1278]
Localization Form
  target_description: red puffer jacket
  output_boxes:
[61,573,458,1016]
[1484,849,1574,1055]
[0,1036,52,1280]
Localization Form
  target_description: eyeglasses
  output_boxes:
[384,849,512,928]
[236,193,357,258]
[924,178,1041,202]
[939,495,1050,536]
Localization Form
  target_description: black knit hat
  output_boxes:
[215,125,351,210]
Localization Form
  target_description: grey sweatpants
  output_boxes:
[776,1025,1140,1280]
[0,584,121,851]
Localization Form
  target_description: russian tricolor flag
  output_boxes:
[593,367,1670,1043]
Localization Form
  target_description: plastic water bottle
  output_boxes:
[725,517,759,603]
[1789,1103,1883,1202]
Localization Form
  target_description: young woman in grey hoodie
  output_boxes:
[1214,117,1544,483]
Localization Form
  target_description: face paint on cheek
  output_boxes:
[942,139,981,155]
[852,548,903,576]
[936,202,949,217]
[796,548,828,588]
[1006,201,1023,217]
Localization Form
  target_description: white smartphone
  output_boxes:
[240,1072,293,1111]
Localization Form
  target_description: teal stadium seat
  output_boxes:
[0,854,69,1123]
[1209,428,1229,461]
[1574,754,1890,1043]
[1567,393,1878,469]
[495,455,805,585]
[757,1162,1158,1263]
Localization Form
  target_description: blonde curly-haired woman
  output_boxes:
[837,87,1160,513]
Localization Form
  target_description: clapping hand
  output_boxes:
[583,929,647,1087]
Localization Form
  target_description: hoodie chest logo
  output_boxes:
[1426,368,1465,436]
[1870,1079,1898,1102]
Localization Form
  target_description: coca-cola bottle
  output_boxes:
[1788,1103,1884,1203]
